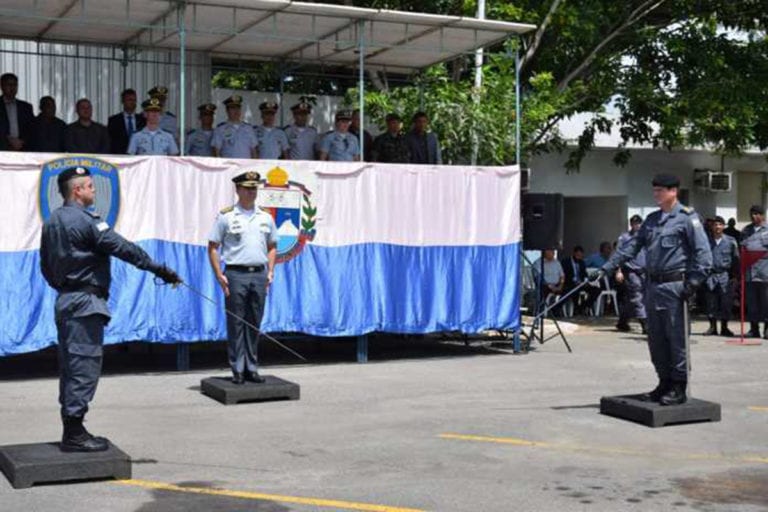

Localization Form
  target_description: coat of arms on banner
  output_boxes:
[39,156,121,227]
[257,166,317,263]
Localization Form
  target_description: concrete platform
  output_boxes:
[0,442,131,489]
[200,375,300,405]
[600,394,721,428]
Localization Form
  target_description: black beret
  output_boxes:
[232,171,261,188]
[651,173,680,188]
[713,215,725,224]
[57,166,91,188]
[629,214,643,224]
[750,204,765,215]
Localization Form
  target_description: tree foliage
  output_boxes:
[216,0,768,168]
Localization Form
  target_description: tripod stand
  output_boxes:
[524,254,574,353]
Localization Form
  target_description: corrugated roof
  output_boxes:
[0,0,535,73]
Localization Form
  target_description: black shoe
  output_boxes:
[720,326,734,337]
[639,380,670,402]
[244,371,266,384]
[746,330,761,338]
[615,322,631,332]
[639,319,647,334]
[660,381,687,406]
[232,372,244,385]
[703,326,717,336]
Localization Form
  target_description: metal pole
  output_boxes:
[470,0,485,166]
[358,19,365,159]
[515,42,521,165]
[178,2,187,155]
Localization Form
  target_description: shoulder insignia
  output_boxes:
[165,112,176,117]
[216,121,226,127]
[84,209,101,219]
[219,205,234,214]
[681,206,693,214]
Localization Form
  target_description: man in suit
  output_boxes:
[560,245,598,314]
[0,73,36,151]
[107,89,145,154]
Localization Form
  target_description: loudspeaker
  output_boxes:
[522,193,563,250]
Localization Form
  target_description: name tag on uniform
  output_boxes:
[96,221,110,232]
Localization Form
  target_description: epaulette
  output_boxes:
[165,112,176,117]
[219,206,234,214]
[681,205,694,214]
[216,121,227,127]
[85,209,101,218]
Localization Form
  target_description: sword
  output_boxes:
[683,298,691,398]
[158,278,308,363]
[530,279,592,323]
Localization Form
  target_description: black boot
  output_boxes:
[660,381,687,406]
[703,319,717,336]
[720,321,734,337]
[747,322,761,338]
[615,320,631,332]
[639,318,647,334]
[61,415,109,452]
[232,372,244,384]
[244,370,266,384]
[639,379,670,402]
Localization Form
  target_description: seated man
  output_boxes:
[560,245,599,314]
[533,249,565,310]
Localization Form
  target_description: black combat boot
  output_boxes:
[232,372,244,384]
[615,320,631,332]
[703,319,717,336]
[244,370,266,383]
[659,381,687,406]
[60,415,109,452]
[720,321,734,337]
[639,318,647,334]
[639,379,670,402]
[746,322,761,338]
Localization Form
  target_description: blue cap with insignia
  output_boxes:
[259,101,279,113]
[223,95,243,108]
[142,97,163,112]
[651,173,680,188]
[198,103,216,115]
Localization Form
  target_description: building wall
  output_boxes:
[529,147,768,253]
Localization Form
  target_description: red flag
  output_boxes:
[741,247,768,271]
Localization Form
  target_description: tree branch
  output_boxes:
[519,0,565,74]
[557,0,668,92]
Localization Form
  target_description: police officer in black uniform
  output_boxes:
[703,216,738,336]
[600,174,712,406]
[40,166,181,452]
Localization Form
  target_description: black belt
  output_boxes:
[648,272,685,284]
[226,264,266,273]
[59,284,109,299]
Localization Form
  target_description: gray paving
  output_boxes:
[0,320,766,511]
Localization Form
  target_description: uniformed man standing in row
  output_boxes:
[284,101,318,160]
[319,110,360,162]
[254,101,289,159]
[615,215,647,333]
[703,216,738,336]
[127,98,179,156]
[372,113,410,163]
[741,205,768,338]
[600,174,712,406]
[40,167,181,452]
[148,86,178,141]
[212,95,258,159]
[207,172,277,384]
[186,103,216,157]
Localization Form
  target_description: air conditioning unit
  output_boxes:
[520,167,530,191]
[693,169,732,192]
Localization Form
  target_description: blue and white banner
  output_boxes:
[0,152,521,356]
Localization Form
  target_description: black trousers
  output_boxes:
[56,314,108,418]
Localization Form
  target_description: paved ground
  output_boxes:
[1,318,766,511]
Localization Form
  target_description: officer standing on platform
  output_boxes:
[127,98,179,155]
[211,95,258,159]
[600,174,712,406]
[40,167,181,452]
[208,171,277,384]
[284,101,318,160]
[318,110,360,162]
[185,103,216,157]
[740,205,768,338]
[704,216,738,336]
[147,85,178,139]
[615,214,647,333]
[254,101,289,159]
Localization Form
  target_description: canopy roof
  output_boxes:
[0,0,535,73]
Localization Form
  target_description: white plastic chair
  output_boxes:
[592,276,619,316]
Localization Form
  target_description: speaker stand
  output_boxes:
[526,257,573,353]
